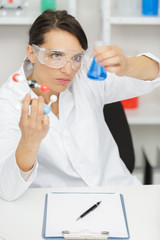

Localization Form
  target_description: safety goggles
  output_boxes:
[32,44,86,70]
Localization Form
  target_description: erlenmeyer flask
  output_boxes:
[87,57,107,80]
[87,41,107,81]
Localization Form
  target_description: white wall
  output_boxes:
[111,25,160,57]
[0,25,30,82]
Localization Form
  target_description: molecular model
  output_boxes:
[12,73,50,93]
[12,73,57,114]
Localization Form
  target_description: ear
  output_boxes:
[27,45,36,63]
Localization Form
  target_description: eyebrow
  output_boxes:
[49,50,65,55]
[73,52,85,57]
[48,50,85,58]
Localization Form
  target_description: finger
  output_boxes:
[30,98,38,121]
[43,114,49,130]
[104,65,121,74]
[95,50,117,63]
[36,96,45,123]
[99,56,121,67]
[95,46,120,61]
[21,94,31,121]
[94,46,106,55]
[95,45,119,54]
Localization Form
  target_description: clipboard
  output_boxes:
[42,192,130,240]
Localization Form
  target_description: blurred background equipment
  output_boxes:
[41,0,56,13]
[0,0,23,9]
[142,0,159,16]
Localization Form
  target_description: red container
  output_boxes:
[121,97,139,109]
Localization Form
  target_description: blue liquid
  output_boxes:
[142,0,159,16]
[87,57,107,81]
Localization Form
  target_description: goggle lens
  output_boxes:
[32,44,86,70]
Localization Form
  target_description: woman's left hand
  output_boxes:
[94,45,129,77]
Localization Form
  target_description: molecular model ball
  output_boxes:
[12,73,57,114]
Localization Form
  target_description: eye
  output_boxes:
[73,55,82,63]
[51,53,62,60]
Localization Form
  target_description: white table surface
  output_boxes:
[0,185,160,240]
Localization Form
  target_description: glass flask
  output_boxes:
[87,41,107,81]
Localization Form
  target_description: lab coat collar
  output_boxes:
[23,57,34,79]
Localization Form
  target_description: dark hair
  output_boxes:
[29,10,88,50]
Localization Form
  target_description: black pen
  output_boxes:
[76,201,101,221]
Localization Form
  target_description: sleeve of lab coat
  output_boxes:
[0,84,38,201]
[83,53,160,106]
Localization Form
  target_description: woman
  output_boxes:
[0,10,159,201]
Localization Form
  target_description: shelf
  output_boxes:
[125,89,160,125]
[0,16,37,25]
[110,16,160,25]
[125,108,160,125]
[0,0,77,25]
[0,8,40,25]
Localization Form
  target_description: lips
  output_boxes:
[56,78,70,85]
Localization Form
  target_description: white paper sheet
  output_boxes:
[45,192,128,238]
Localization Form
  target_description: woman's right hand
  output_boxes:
[19,93,49,145]
[16,93,49,172]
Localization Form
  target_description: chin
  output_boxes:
[53,85,69,93]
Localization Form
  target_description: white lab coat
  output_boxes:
[0,53,160,201]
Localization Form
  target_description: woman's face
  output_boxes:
[27,29,84,96]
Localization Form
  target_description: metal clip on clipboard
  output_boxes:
[62,230,109,239]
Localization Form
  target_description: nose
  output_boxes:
[60,60,73,75]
